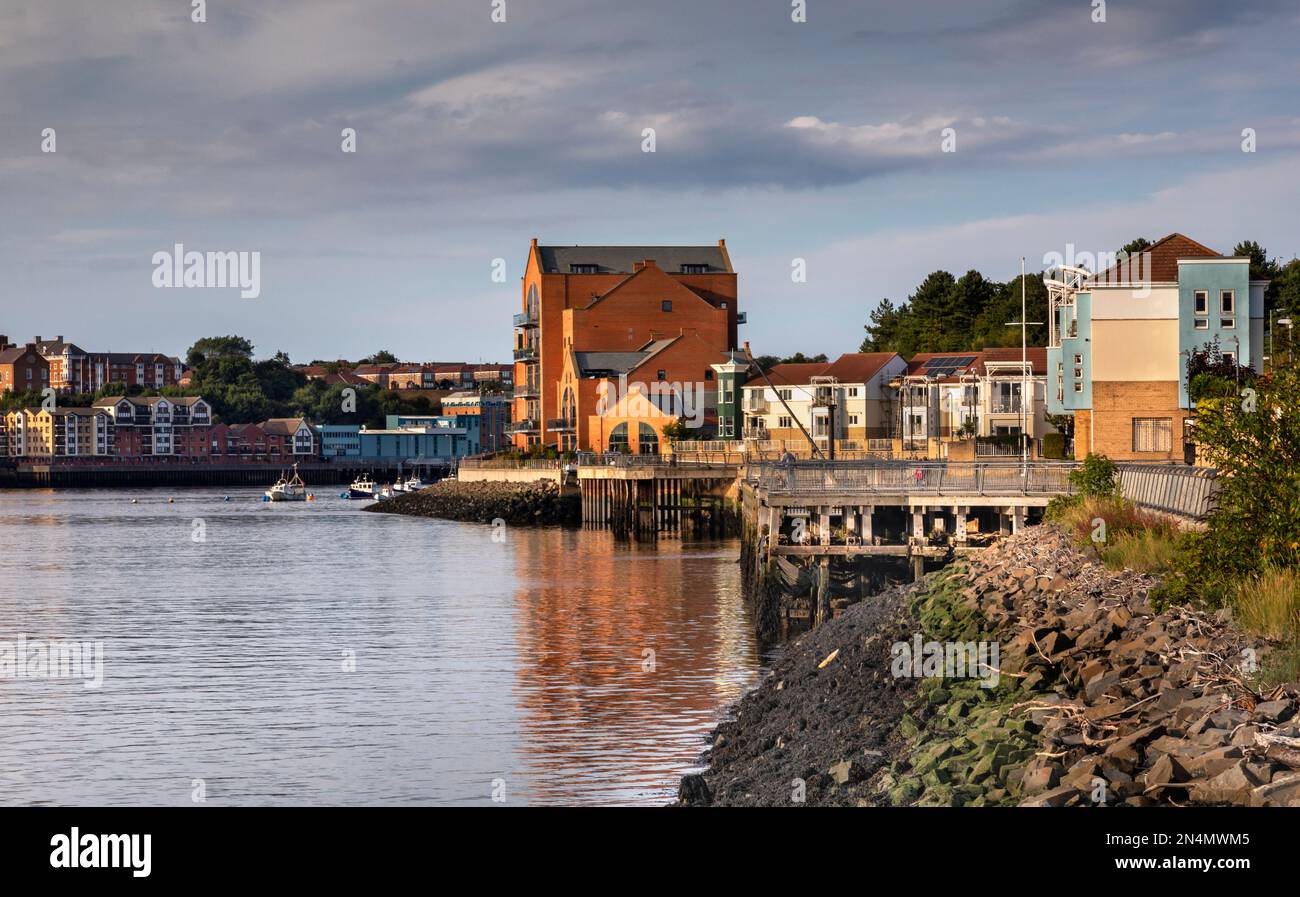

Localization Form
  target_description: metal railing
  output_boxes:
[512,346,538,361]
[1116,462,1220,521]
[576,452,739,469]
[513,312,538,328]
[750,460,1077,496]
[546,418,575,432]
[505,418,539,434]
[459,457,561,470]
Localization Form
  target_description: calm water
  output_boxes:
[0,487,765,806]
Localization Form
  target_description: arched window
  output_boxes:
[527,284,539,319]
[638,422,660,455]
[561,387,575,425]
[608,423,629,453]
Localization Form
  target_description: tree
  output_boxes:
[861,298,903,352]
[1119,237,1152,256]
[1234,240,1281,313]
[359,350,398,365]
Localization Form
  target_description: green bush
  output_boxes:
[1068,453,1118,498]
[1041,432,1066,459]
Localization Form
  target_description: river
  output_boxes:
[0,487,766,806]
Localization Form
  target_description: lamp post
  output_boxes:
[1005,257,1044,468]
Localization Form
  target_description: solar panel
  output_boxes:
[921,355,975,378]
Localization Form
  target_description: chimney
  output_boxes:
[56,335,63,341]
[643,259,657,269]
[0,335,8,349]
[34,335,41,342]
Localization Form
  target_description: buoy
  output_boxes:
[131,499,138,504]
[223,495,231,502]
[339,492,349,499]
[307,494,314,502]
[168,497,174,504]
[262,495,270,502]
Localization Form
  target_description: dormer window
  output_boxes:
[680,264,708,274]
[570,264,598,274]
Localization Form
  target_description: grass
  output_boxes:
[1231,566,1300,641]
[1101,529,1181,574]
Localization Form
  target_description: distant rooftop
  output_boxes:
[537,243,732,275]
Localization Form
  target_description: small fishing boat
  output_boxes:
[266,464,308,502]
[403,474,425,491]
[349,474,376,499]
[374,484,394,501]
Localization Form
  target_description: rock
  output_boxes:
[1022,764,1062,794]
[678,774,712,805]
[1250,772,1300,808]
[1145,753,1190,787]
[829,759,866,786]
[1020,785,1081,807]
[1253,700,1294,723]
[1189,761,1265,804]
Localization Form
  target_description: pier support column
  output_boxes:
[861,506,873,543]
[954,505,969,543]
[819,508,831,546]
[1012,505,1024,535]
[999,508,1011,536]
[912,507,925,541]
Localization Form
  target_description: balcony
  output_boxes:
[514,382,540,398]
[990,401,1024,414]
[513,345,538,361]
[546,418,575,432]
[506,419,540,434]
[513,311,539,328]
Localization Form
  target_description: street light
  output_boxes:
[1005,257,1044,468]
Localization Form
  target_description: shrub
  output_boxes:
[1068,453,1118,498]
[1041,432,1067,460]
[1049,494,1176,550]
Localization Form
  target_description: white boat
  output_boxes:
[266,464,308,502]
[403,475,425,491]
[374,485,394,501]
[349,474,376,499]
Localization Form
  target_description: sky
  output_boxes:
[2,0,1299,364]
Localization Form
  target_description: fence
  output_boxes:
[749,460,1077,496]
[1116,462,1220,521]
[458,458,562,470]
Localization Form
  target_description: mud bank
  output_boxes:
[363,479,580,527]
[680,527,1300,807]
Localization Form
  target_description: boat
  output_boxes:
[403,475,425,491]
[349,474,376,499]
[374,484,394,501]
[266,464,308,502]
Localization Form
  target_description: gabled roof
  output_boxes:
[903,352,982,380]
[537,244,732,275]
[823,352,902,383]
[763,362,830,386]
[0,346,43,364]
[262,417,310,435]
[1091,233,1223,285]
[976,347,1047,376]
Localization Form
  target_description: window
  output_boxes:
[680,264,707,274]
[661,300,672,312]
[656,370,666,381]
[719,301,728,309]
[1132,417,1172,452]
[1073,354,1082,365]
[778,416,792,429]
[1220,290,1235,314]
[1073,367,1082,379]
[1073,382,1083,393]
[847,387,859,397]
[847,414,860,425]
[1194,290,1208,315]
[1195,319,1209,330]
[778,388,792,401]
[570,264,598,274]
[608,423,629,452]
[704,370,714,380]
[1221,318,1234,329]
[1223,351,1236,366]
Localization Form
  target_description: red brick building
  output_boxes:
[511,240,739,450]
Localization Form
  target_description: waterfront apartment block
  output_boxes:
[92,395,213,458]
[1046,233,1266,461]
[512,239,740,450]
[741,353,908,450]
[894,349,1049,451]
[441,391,510,453]
[0,342,51,394]
[2,407,113,458]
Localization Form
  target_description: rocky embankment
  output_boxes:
[679,527,1300,807]
[363,479,580,526]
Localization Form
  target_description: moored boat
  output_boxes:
[349,474,376,499]
[266,464,308,502]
